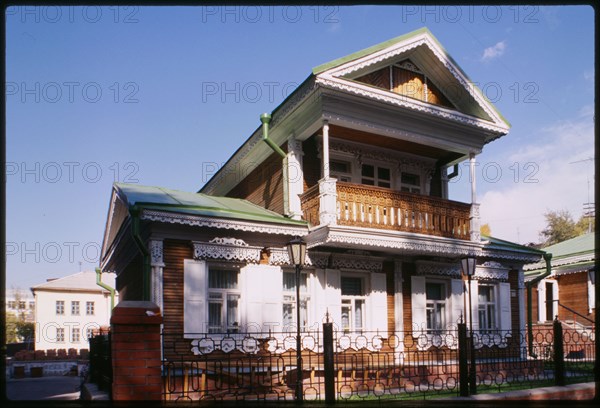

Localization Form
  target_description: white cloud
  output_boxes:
[479,110,594,244]
[481,41,506,62]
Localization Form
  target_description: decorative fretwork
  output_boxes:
[415,260,461,277]
[192,238,262,263]
[475,261,509,282]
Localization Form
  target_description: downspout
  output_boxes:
[130,206,151,301]
[95,267,116,311]
[526,252,553,357]
[260,113,290,216]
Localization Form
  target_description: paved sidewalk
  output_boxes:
[6,375,82,401]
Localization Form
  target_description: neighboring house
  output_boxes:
[31,271,117,351]
[6,288,35,323]
[100,28,544,354]
[524,232,595,328]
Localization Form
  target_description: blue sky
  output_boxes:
[5,5,595,289]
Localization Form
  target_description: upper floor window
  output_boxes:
[330,160,353,182]
[361,164,391,188]
[29,301,35,309]
[86,301,95,315]
[400,172,421,193]
[18,301,26,309]
[71,301,80,315]
[282,271,309,331]
[426,282,447,333]
[56,328,65,342]
[56,300,65,315]
[7,301,16,309]
[478,285,497,331]
[208,268,240,333]
[341,276,366,333]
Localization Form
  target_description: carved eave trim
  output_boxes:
[140,209,308,236]
[481,248,544,264]
[475,261,509,282]
[415,260,461,278]
[307,225,483,257]
[316,76,506,134]
[192,238,262,263]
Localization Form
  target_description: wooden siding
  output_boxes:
[302,135,320,190]
[384,261,395,334]
[163,239,193,335]
[401,262,415,332]
[227,149,286,214]
[355,67,390,90]
[392,66,424,101]
[556,273,595,323]
[115,254,143,301]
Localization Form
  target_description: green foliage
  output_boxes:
[540,209,595,246]
[16,321,35,342]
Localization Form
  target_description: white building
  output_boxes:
[31,271,117,351]
[6,288,35,323]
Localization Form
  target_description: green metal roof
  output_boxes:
[482,235,546,256]
[115,183,307,227]
[541,233,595,259]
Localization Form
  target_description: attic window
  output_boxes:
[353,59,453,109]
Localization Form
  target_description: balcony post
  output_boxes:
[287,136,304,220]
[319,178,337,226]
[469,153,480,242]
[322,120,330,179]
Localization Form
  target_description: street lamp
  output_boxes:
[287,236,307,402]
[460,256,477,395]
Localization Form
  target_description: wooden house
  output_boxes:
[100,28,545,356]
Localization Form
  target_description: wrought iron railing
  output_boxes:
[88,330,112,395]
[161,323,595,402]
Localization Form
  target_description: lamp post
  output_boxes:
[461,256,477,395]
[287,236,307,403]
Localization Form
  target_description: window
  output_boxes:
[18,301,26,309]
[282,271,309,330]
[362,164,391,188]
[71,301,80,315]
[86,328,95,339]
[86,301,95,315]
[478,285,497,331]
[7,301,16,309]
[330,160,353,182]
[56,328,65,342]
[29,301,35,309]
[208,268,240,333]
[426,282,447,333]
[72,328,80,343]
[341,276,366,333]
[56,300,65,315]
[400,172,421,193]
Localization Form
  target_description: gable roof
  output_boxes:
[541,232,595,259]
[31,271,116,293]
[524,233,595,279]
[313,27,509,130]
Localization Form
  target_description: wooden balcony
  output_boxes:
[300,182,471,240]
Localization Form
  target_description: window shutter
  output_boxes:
[450,279,464,327]
[537,281,546,322]
[370,272,387,334]
[498,282,511,332]
[588,275,595,314]
[411,275,426,332]
[242,264,282,332]
[326,269,342,329]
[468,279,479,330]
[183,259,207,335]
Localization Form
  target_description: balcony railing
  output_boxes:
[300,181,471,240]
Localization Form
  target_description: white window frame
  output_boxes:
[478,284,498,332]
[207,266,241,334]
[340,274,368,333]
[56,300,65,315]
[282,270,310,331]
[71,301,80,316]
[56,328,65,343]
[425,280,448,334]
[361,162,392,188]
[399,171,422,193]
[86,301,95,315]
[72,327,80,343]
[329,159,353,183]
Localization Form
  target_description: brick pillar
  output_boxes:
[111,301,162,401]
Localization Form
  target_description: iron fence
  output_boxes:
[161,321,595,402]
[88,330,112,395]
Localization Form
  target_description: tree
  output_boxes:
[16,321,35,343]
[480,223,491,237]
[539,209,594,246]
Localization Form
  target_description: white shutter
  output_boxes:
[498,282,511,332]
[242,264,282,332]
[326,269,342,329]
[469,279,479,330]
[450,279,465,326]
[537,281,546,322]
[411,276,426,332]
[370,272,387,334]
[552,282,559,320]
[183,259,207,335]
[588,275,595,314]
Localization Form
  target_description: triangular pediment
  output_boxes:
[313,27,509,133]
